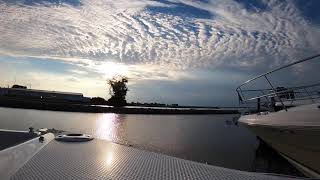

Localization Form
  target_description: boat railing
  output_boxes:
[236,54,320,111]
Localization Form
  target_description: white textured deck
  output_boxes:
[11,138,304,180]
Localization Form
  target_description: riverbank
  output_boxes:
[0,96,239,114]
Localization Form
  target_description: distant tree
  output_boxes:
[12,84,27,89]
[91,97,107,105]
[107,76,128,107]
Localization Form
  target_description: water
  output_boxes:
[0,107,300,175]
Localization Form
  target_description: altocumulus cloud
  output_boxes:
[0,0,319,72]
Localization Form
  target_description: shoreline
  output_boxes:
[0,97,239,114]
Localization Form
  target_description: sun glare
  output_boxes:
[91,62,129,79]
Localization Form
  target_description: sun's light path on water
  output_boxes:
[95,113,118,141]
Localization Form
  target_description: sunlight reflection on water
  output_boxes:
[95,113,118,141]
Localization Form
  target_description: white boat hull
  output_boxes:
[239,103,320,177]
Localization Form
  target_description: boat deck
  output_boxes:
[0,132,309,180]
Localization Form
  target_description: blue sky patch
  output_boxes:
[293,0,320,24]
[234,0,270,13]
[146,0,212,19]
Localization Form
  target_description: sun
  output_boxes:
[89,61,129,79]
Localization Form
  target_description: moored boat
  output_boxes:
[237,54,320,178]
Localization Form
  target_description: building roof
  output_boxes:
[1,88,83,96]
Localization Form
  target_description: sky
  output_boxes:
[0,0,319,106]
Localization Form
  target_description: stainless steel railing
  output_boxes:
[236,54,320,111]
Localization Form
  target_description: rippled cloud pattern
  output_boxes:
[1,0,319,70]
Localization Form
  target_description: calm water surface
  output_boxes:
[0,107,258,171]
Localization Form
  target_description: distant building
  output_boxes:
[0,87,90,103]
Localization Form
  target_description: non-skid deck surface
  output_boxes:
[12,139,303,180]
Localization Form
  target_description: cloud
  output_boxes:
[0,0,319,73]
[66,77,80,82]
[68,69,88,75]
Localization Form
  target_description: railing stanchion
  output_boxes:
[238,87,250,112]
[260,90,270,108]
[257,98,261,112]
[264,75,287,111]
